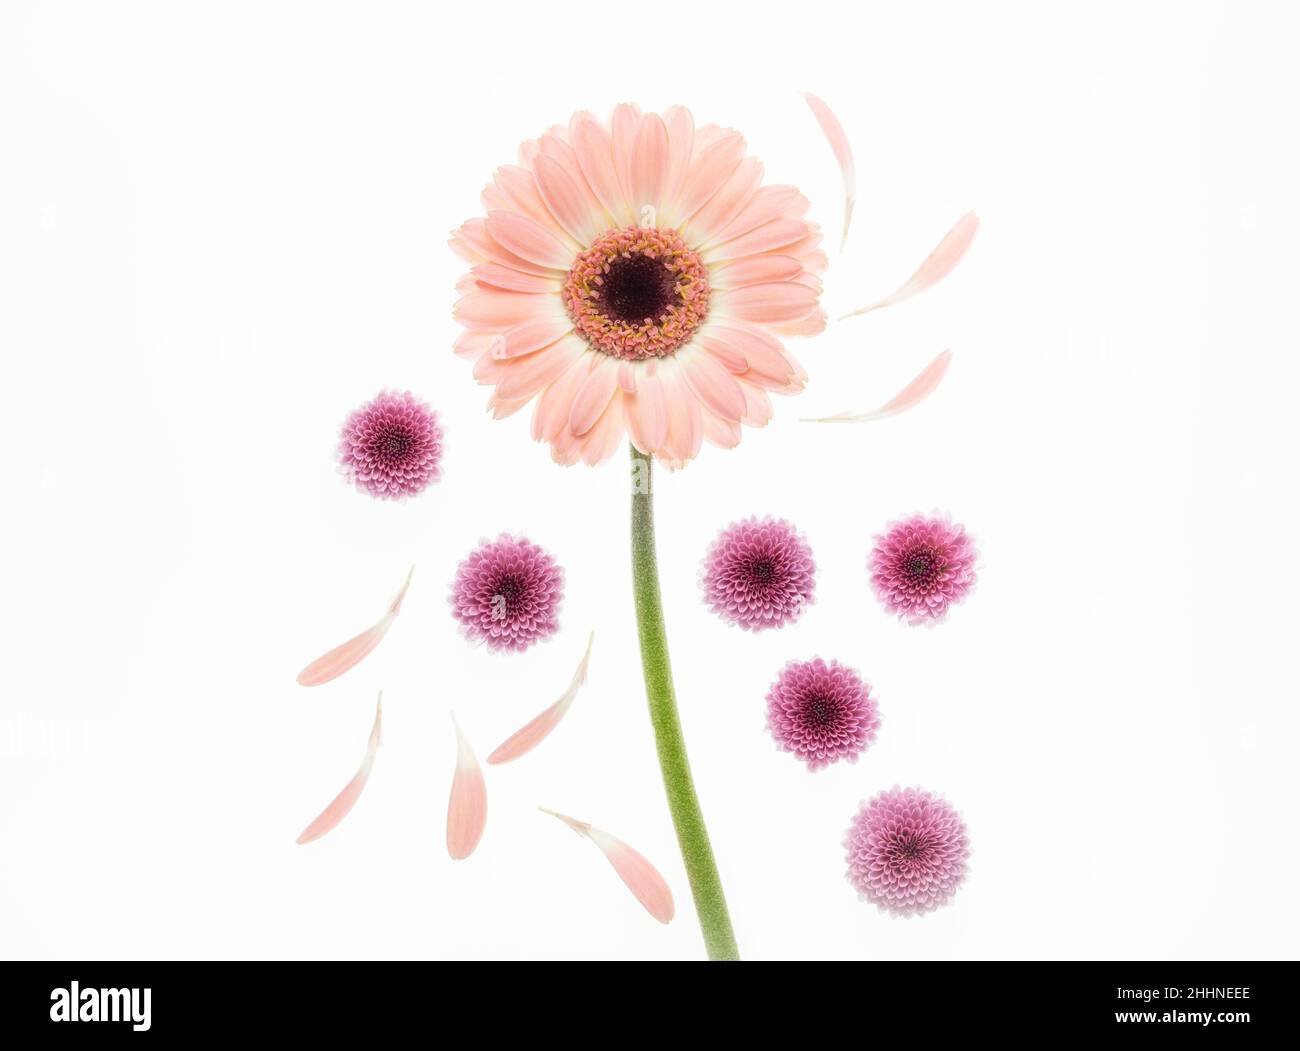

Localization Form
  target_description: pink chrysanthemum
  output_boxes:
[766,658,879,770]
[450,105,826,468]
[449,534,564,653]
[700,517,815,631]
[869,513,978,624]
[844,786,970,916]
[337,389,443,500]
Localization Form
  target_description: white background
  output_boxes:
[2,0,1298,961]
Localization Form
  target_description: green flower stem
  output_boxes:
[629,445,740,961]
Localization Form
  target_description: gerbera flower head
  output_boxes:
[450,534,564,653]
[700,516,815,631]
[450,104,827,468]
[338,389,443,500]
[869,513,977,624]
[844,786,970,916]
[765,658,879,770]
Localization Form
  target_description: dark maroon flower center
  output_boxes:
[805,695,837,728]
[901,547,942,587]
[491,574,526,616]
[749,558,777,584]
[602,254,678,323]
[890,833,932,864]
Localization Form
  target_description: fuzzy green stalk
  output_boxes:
[629,445,739,960]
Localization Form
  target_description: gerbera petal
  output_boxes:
[533,153,608,246]
[494,315,575,359]
[532,352,598,442]
[631,113,671,218]
[540,808,675,925]
[570,111,633,226]
[683,157,763,246]
[568,356,621,436]
[471,262,562,294]
[296,693,383,845]
[296,567,413,687]
[454,287,559,329]
[679,347,748,421]
[657,356,704,463]
[703,216,808,262]
[609,103,643,209]
[624,369,669,454]
[662,104,695,203]
[704,185,808,248]
[487,632,595,765]
[770,306,828,337]
[697,322,801,387]
[804,350,953,422]
[485,210,575,271]
[671,134,746,226]
[701,408,742,449]
[843,212,979,317]
[803,93,857,251]
[710,253,804,289]
[493,335,587,401]
[740,382,774,426]
[715,282,820,324]
[453,217,555,277]
[446,716,487,861]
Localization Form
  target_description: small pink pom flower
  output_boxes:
[700,517,815,631]
[450,534,564,653]
[844,786,970,916]
[338,389,444,500]
[869,513,977,624]
[766,658,879,770]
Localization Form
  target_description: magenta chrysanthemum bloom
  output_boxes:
[869,513,977,625]
[449,534,564,653]
[700,517,815,631]
[337,389,444,500]
[844,786,970,916]
[766,658,880,770]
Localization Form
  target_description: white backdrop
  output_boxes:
[2,0,1297,961]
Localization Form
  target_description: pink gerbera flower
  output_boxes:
[450,534,564,653]
[337,389,443,500]
[450,105,826,468]
[844,786,970,916]
[766,658,879,770]
[700,517,815,631]
[869,513,978,624]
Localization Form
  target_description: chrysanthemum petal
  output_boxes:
[296,693,382,844]
[446,716,487,860]
[843,212,979,317]
[803,350,953,423]
[296,567,414,687]
[803,93,856,251]
[539,808,675,924]
[487,632,594,764]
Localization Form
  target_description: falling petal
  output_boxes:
[803,93,856,252]
[447,715,488,860]
[803,350,953,423]
[488,632,594,765]
[539,808,675,924]
[296,693,382,845]
[296,566,414,687]
[842,212,979,317]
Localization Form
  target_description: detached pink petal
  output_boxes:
[488,632,594,765]
[844,212,979,317]
[803,93,856,252]
[296,567,414,687]
[446,716,488,860]
[540,809,674,924]
[296,694,382,845]
[803,350,953,423]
